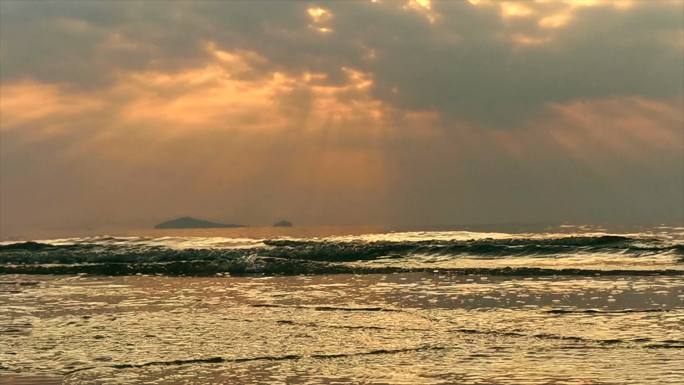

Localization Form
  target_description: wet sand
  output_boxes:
[1,273,683,384]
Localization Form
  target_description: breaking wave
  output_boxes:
[1,232,682,276]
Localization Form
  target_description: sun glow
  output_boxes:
[307,7,332,23]
[470,0,637,37]
[307,6,333,33]
[404,0,438,23]
[0,82,104,133]
[500,2,535,18]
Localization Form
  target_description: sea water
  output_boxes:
[1,225,682,384]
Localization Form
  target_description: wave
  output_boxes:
[1,258,682,276]
[1,234,682,276]
[64,345,450,376]
[544,308,678,314]
[263,236,683,261]
[0,241,84,251]
[62,323,683,376]
[4,235,680,261]
[251,304,401,312]
[63,336,683,377]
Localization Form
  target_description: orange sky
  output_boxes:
[0,0,682,236]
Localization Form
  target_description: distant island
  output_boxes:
[273,220,293,227]
[154,217,245,229]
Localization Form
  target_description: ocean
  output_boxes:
[1,224,683,384]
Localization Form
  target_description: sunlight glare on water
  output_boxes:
[1,225,682,384]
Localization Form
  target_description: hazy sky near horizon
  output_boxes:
[1,0,683,234]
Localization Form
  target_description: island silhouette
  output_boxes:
[154,217,244,229]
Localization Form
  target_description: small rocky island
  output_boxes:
[273,220,293,227]
[154,216,244,229]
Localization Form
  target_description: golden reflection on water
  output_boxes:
[1,273,682,384]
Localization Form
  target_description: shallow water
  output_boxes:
[1,226,683,384]
[1,273,683,384]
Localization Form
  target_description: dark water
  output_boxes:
[1,225,683,384]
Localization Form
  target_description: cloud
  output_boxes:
[0,0,682,234]
[285,0,681,127]
[0,81,105,131]
[0,46,422,232]
[2,0,681,127]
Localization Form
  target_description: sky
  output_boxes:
[0,0,683,235]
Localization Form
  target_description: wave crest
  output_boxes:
[1,233,681,276]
